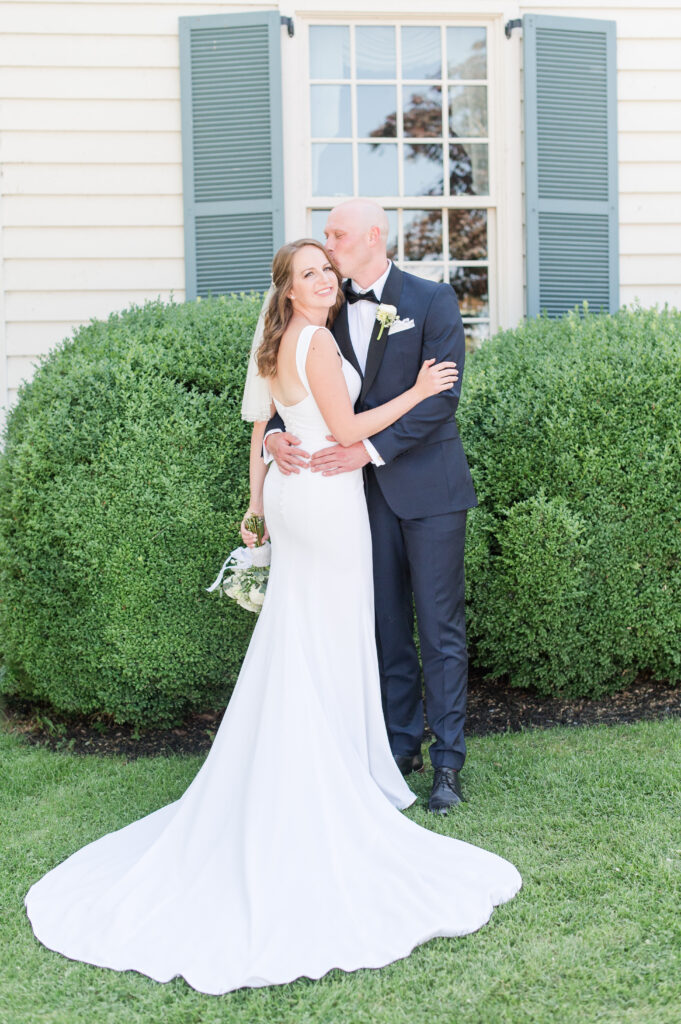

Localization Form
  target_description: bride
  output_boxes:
[25,239,521,996]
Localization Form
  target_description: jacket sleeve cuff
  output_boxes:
[263,428,282,465]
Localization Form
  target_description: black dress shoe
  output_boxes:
[428,767,465,814]
[394,752,424,777]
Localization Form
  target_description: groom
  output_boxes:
[264,199,477,813]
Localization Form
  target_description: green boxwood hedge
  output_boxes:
[0,296,264,727]
[459,305,681,697]
[2,301,679,725]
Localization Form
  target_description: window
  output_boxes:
[307,22,492,349]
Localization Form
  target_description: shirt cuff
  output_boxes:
[263,428,282,465]
[362,439,385,466]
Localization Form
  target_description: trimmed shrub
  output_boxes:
[459,306,681,697]
[0,295,264,727]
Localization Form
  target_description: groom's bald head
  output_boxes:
[324,199,390,286]
[331,199,390,242]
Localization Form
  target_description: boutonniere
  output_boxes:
[375,304,409,340]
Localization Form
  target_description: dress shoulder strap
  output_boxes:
[295,323,335,393]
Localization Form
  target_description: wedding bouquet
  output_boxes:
[206,516,270,614]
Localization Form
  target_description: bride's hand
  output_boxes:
[415,358,459,399]
[240,510,269,548]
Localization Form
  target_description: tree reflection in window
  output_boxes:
[403,86,442,138]
[449,209,487,261]
[404,210,443,261]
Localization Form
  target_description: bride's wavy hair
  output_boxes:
[256,238,344,378]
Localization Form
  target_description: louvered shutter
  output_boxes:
[179,12,285,299]
[523,15,619,317]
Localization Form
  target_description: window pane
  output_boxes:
[447,27,487,80]
[450,265,489,316]
[312,143,353,196]
[310,26,350,79]
[358,143,398,195]
[448,209,487,260]
[404,143,443,196]
[449,142,488,195]
[310,85,351,138]
[357,85,397,138]
[401,263,445,283]
[463,321,489,353]
[448,85,487,138]
[403,209,443,260]
[310,209,332,242]
[401,26,441,79]
[403,86,442,138]
[356,26,396,79]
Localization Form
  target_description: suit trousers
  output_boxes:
[365,468,468,771]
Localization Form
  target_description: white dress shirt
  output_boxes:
[346,261,393,466]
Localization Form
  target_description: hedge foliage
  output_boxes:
[2,301,679,724]
[0,296,264,727]
[459,306,681,697]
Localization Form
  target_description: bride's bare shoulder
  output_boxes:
[308,326,336,351]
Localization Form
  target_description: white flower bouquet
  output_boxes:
[206,525,271,615]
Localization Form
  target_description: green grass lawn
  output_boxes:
[2,719,680,1024]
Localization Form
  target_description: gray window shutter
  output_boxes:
[179,12,285,299]
[523,15,619,317]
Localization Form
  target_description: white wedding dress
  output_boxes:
[25,325,521,995]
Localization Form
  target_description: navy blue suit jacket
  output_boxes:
[266,263,477,520]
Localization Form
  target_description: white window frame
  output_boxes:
[280,9,524,338]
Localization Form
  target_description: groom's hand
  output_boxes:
[265,431,310,475]
[310,438,371,476]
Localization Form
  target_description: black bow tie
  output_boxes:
[344,285,380,305]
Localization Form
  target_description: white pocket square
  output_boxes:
[388,318,415,335]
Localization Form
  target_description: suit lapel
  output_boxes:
[360,263,404,403]
[331,300,363,379]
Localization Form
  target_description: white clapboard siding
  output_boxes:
[621,223,681,255]
[620,193,681,223]
[3,164,183,196]
[0,2,230,35]
[5,259,185,292]
[1,100,181,132]
[618,101,681,134]
[2,34,180,68]
[5,290,183,323]
[7,356,44,390]
[3,196,184,227]
[619,163,681,193]
[620,285,681,305]
[618,38,681,68]
[619,133,681,163]
[620,255,681,285]
[4,227,185,259]
[0,132,182,164]
[618,71,681,102]
[0,67,181,100]
[6,322,91,356]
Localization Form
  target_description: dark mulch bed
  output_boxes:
[2,673,680,760]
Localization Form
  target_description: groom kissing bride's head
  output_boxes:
[256,199,392,379]
[322,198,391,288]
